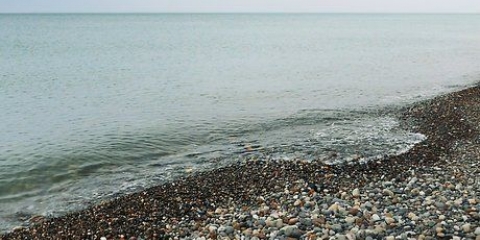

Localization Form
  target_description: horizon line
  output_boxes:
[1,11,479,14]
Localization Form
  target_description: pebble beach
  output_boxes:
[2,85,480,240]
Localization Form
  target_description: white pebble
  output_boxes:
[407,212,419,221]
[352,188,360,197]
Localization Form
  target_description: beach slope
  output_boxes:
[2,86,480,239]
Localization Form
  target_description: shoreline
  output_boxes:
[2,85,480,239]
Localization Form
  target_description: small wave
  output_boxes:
[0,108,425,233]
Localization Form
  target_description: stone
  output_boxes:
[363,201,373,210]
[328,203,340,212]
[281,225,303,238]
[288,218,298,225]
[267,218,284,228]
[407,212,419,221]
[462,223,472,233]
[299,218,312,227]
[208,225,218,233]
[382,181,393,187]
[242,228,253,236]
[331,224,342,233]
[274,219,284,228]
[382,189,395,197]
[371,214,381,222]
[345,216,356,224]
[435,202,447,210]
[407,177,417,188]
[352,188,360,197]
[410,188,420,196]
[345,232,356,240]
[224,226,234,235]
[385,217,395,224]
[312,217,326,227]
[336,234,347,240]
[348,207,360,216]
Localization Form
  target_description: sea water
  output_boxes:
[1,13,480,231]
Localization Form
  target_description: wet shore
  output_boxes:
[2,85,480,240]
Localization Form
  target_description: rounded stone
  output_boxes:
[208,225,218,233]
[385,217,395,224]
[288,218,298,225]
[462,223,472,233]
[382,189,395,197]
[331,224,342,233]
[363,201,373,210]
[345,216,356,224]
[352,188,360,197]
[371,214,381,222]
[224,226,234,235]
[407,212,419,221]
[348,207,360,216]
[281,225,303,238]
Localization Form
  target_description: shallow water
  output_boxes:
[1,13,480,231]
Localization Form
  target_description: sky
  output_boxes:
[1,0,480,13]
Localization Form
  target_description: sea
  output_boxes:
[1,13,480,232]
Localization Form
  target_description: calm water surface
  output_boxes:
[1,14,480,231]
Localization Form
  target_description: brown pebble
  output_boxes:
[288,218,298,225]
[312,217,326,227]
[306,232,317,240]
[349,207,360,216]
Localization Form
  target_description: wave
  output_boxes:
[0,107,425,232]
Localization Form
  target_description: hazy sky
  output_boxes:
[1,0,480,13]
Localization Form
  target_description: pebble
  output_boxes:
[371,214,381,222]
[281,225,303,238]
[385,217,395,224]
[331,224,342,233]
[352,188,360,198]
[407,212,419,221]
[462,223,472,232]
[382,189,395,197]
[345,216,356,224]
[288,218,298,225]
[363,201,373,210]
